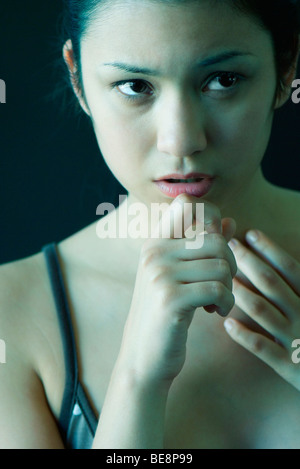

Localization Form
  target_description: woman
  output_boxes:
[0,0,300,449]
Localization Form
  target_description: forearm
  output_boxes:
[92,365,170,449]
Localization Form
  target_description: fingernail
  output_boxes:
[246,230,259,244]
[224,318,235,332]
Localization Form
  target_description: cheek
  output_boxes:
[93,101,150,153]
[92,110,149,186]
[211,97,274,171]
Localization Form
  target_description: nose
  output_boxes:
[156,94,208,157]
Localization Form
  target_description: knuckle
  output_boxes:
[260,269,279,289]
[211,280,226,299]
[249,334,265,354]
[251,297,266,317]
[217,259,231,276]
[281,255,299,274]
[140,242,165,267]
[149,264,170,284]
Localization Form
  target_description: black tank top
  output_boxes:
[42,243,98,449]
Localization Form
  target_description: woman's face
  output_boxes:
[77,0,281,212]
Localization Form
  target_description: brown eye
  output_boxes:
[204,72,240,92]
[117,80,153,98]
[217,73,237,88]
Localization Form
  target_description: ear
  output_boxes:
[63,39,91,116]
[274,37,300,109]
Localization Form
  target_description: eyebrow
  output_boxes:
[102,51,254,76]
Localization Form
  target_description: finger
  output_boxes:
[177,281,235,317]
[222,218,236,243]
[151,195,222,250]
[174,258,233,290]
[175,194,222,235]
[245,230,300,296]
[173,233,237,277]
[223,318,289,373]
[233,278,289,342]
[229,238,299,320]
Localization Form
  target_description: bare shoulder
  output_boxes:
[0,251,61,365]
[0,252,65,448]
[0,248,65,391]
[0,253,43,354]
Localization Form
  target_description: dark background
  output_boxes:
[0,0,299,265]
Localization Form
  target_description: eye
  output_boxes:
[112,79,154,100]
[203,72,242,92]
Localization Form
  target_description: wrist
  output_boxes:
[92,362,170,449]
[111,360,172,400]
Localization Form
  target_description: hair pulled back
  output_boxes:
[62,0,300,98]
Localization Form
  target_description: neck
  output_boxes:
[219,168,276,241]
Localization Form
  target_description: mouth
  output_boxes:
[155,172,213,182]
[154,173,215,198]
[164,177,204,183]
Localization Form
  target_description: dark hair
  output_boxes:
[62,0,300,102]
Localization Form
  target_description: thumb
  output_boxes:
[221,218,236,243]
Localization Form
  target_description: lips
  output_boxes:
[155,172,213,181]
[154,173,214,198]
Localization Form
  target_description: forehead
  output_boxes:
[81,0,272,68]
